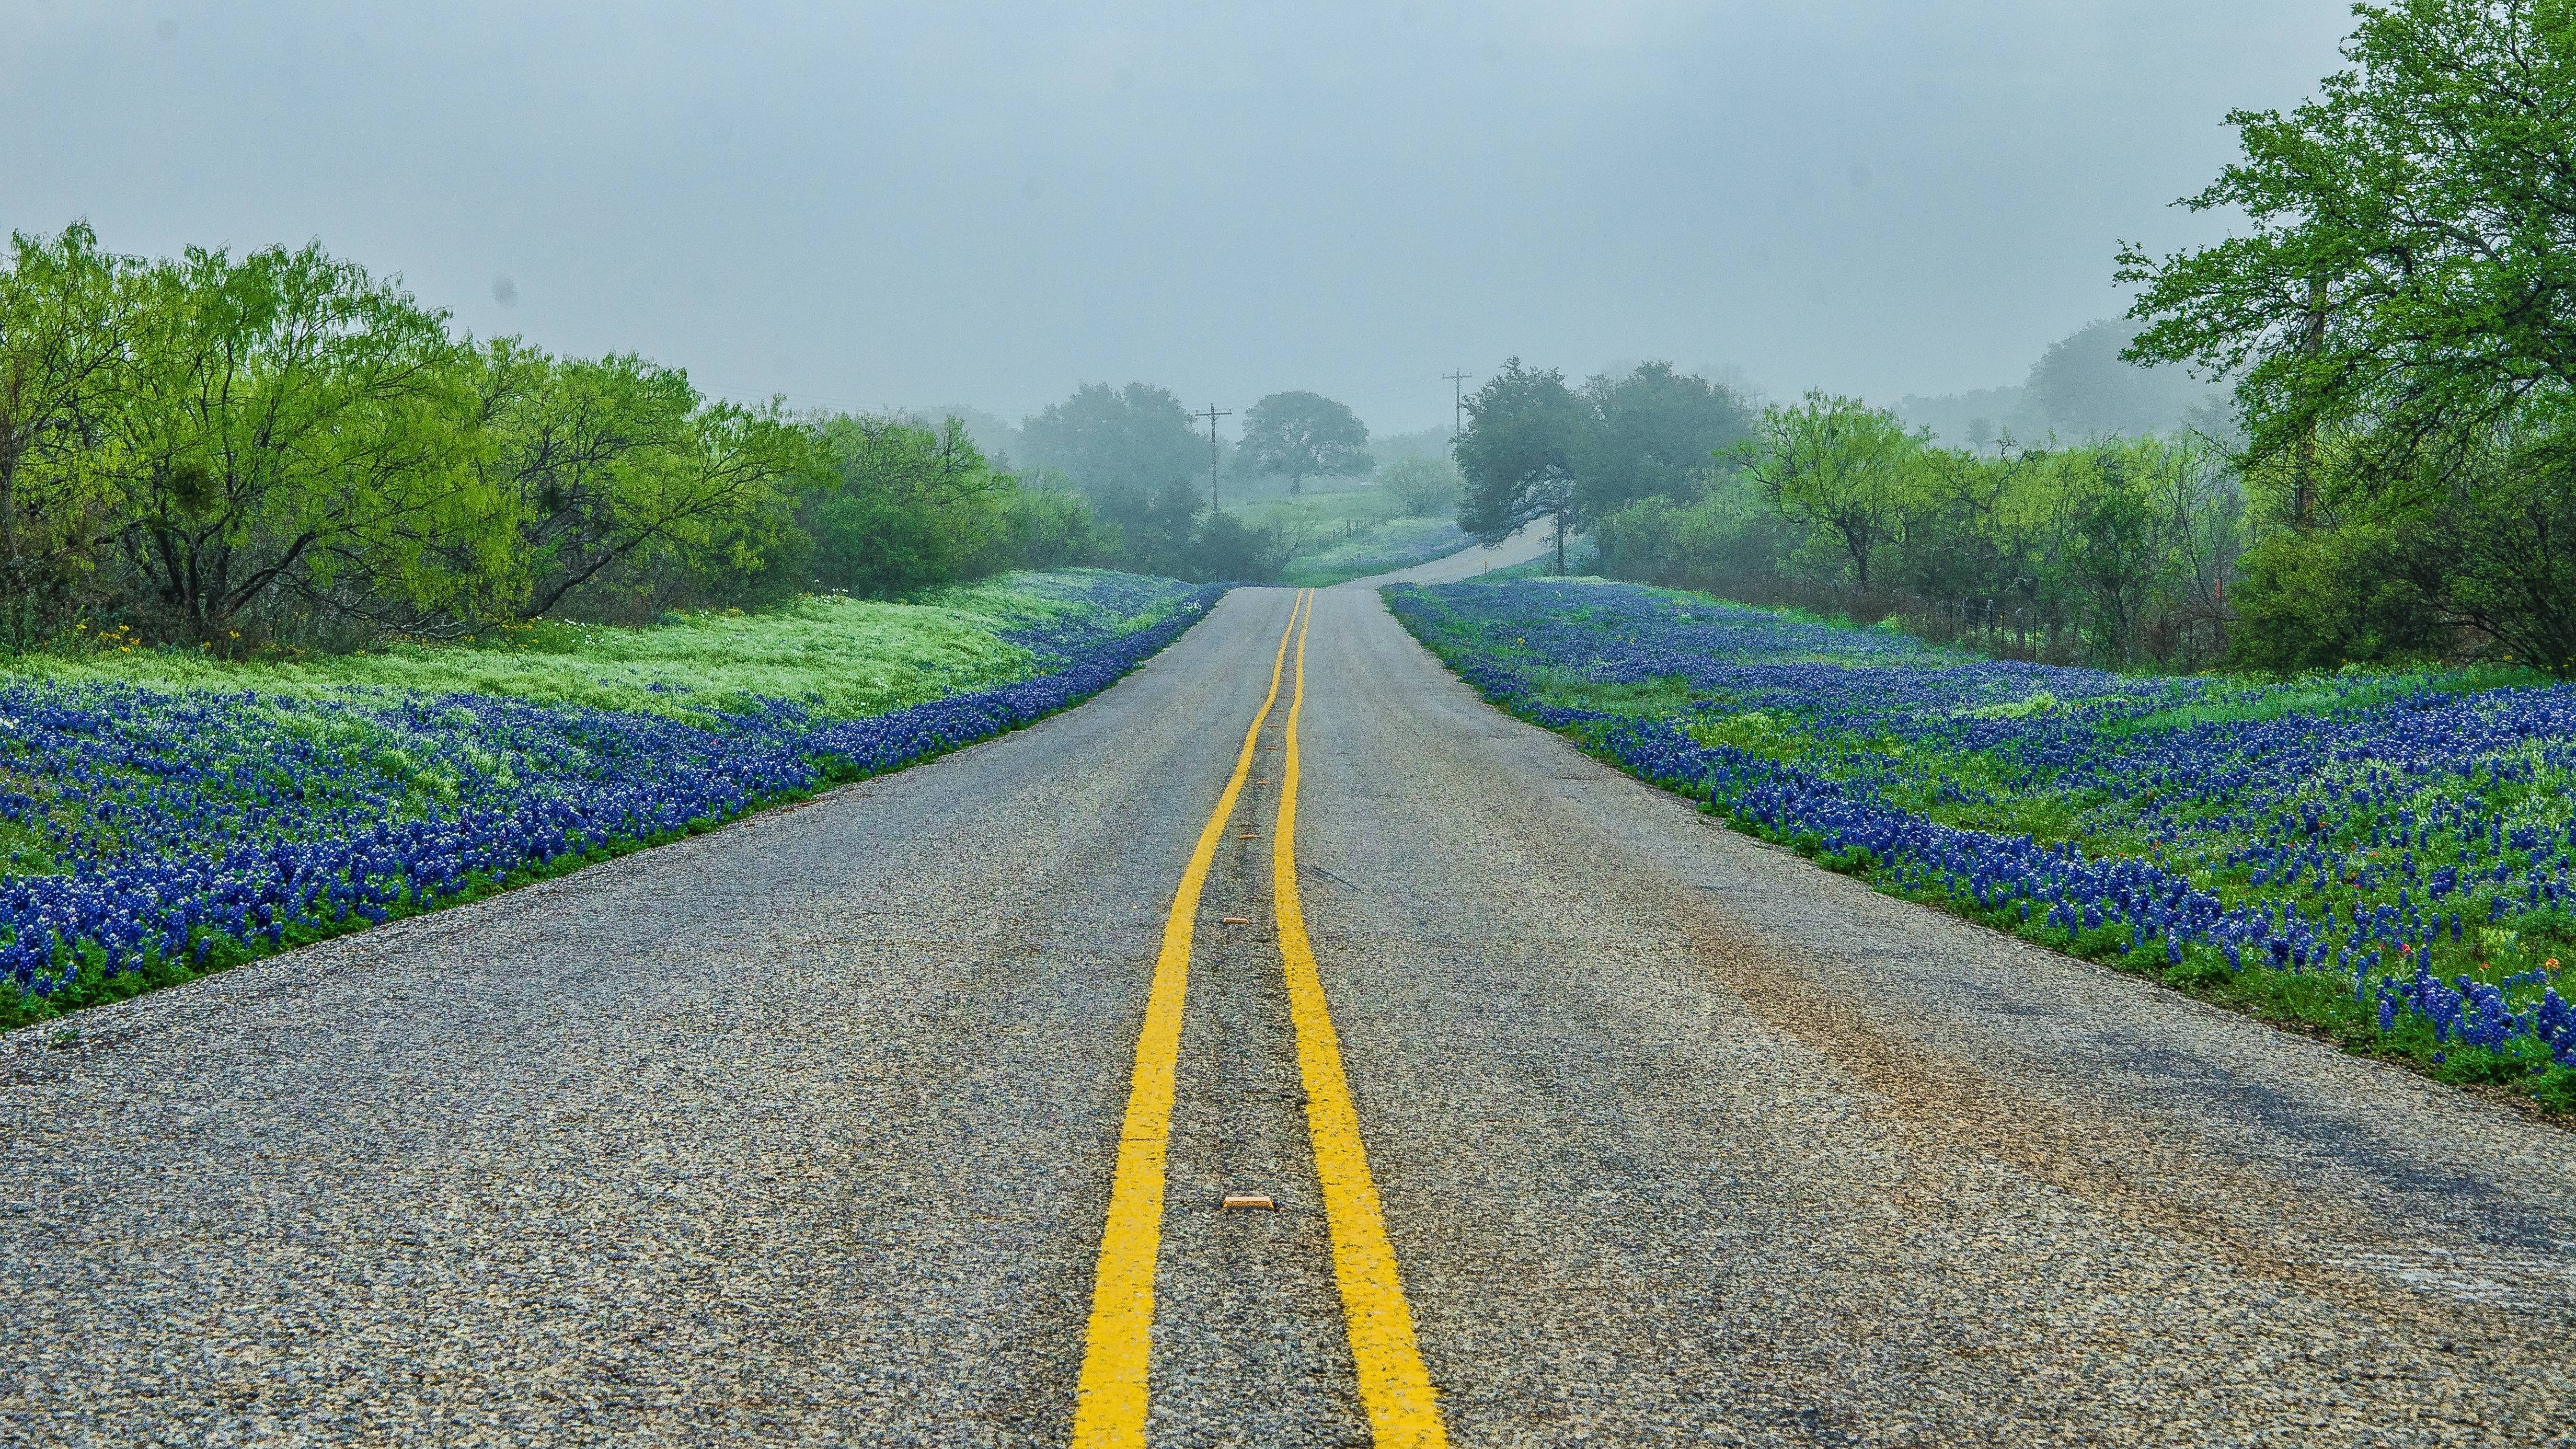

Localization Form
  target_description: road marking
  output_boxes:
[1273,590,1450,1447]
[1070,593,1302,1448]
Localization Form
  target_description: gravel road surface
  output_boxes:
[4,561,2572,1446]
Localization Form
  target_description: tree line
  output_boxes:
[1460,0,2575,678]
[1452,357,2243,669]
[0,227,1407,652]
[1596,398,2244,669]
[0,225,1078,649]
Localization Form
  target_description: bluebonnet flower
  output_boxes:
[1390,577,2576,1079]
[2,581,1224,1010]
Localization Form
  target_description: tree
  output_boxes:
[998,475,1117,571]
[0,223,133,646]
[478,343,819,619]
[802,414,1008,598]
[2120,0,2576,672]
[2024,320,2215,439]
[1733,391,1921,593]
[1456,359,1591,573]
[1017,382,1203,494]
[102,242,506,640]
[2122,0,2576,457]
[1238,390,1372,495]
[1378,453,1462,517]
[2064,454,2166,664]
[1578,362,1757,516]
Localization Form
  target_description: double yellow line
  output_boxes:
[1070,590,1446,1448]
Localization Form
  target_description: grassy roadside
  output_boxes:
[9,570,1188,723]
[1,571,1221,1030]
[1388,575,2576,1117]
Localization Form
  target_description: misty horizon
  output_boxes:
[6,2,2357,436]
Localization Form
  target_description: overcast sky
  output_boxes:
[5,2,2359,434]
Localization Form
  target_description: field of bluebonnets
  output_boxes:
[0,571,1222,1030]
[1390,577,2576,1113]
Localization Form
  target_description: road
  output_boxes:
[1368,520,1556,585]
[3,561,2573,1446]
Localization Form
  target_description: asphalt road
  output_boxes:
[4,560,2573,1446]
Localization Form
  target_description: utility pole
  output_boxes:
[1443,371,1474,443]
[1199,404,1232,516]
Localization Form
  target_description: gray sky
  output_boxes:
[4,1,2357,433]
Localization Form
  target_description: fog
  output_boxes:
[3,1,2356,432]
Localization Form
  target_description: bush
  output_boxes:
[1379,454,1462,518]
[2228,518,2450,672]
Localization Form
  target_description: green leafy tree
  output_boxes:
[998,475,1117,570]
[103,243,504,639]
[0,222,133,645]
[478,341,819,619]
[1594,470,1806,602]
[804,414,1011,598]
[2064,459,2165,663]
[1456,359,1591,573]
[1239,390,1373,495]
[1578,362,1756,516]
[1733,391,1921,593]
[2119,0,2576,671]
[1194,505,1273,581]
[2121,0,2576,459]
[1018,382,1204,494]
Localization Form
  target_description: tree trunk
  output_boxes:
[2293,277,2328,526]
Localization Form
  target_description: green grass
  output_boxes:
[2107,662,2550,737]
[1224,485,1394,526]
[1225,489,1473,585]
[7,570,1171,724]
[0,569,1216,1032]
[1389,576,2576,1116]
[1283,516,1474,585]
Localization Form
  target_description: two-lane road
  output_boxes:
[4,567,2572,1445]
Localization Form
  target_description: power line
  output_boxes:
[1198,403,1232,515]
[1444,370,1475,443]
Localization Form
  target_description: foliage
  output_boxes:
[476,342,824,621]
[103,242,507,641]
[1238,390,1372,496]
[2122,0,2576,464]
[0,222,129,650]
[1578,361,1756,519]
[2121,0,2576,675]
[1594,470,1808,605]
[0,571,1224,1026]
[1392,576,2576,1112]
[1377,453,1462,518]
[1017,381,1205,494]
[0,224,1125,650]
[1455,358,1588,571]
[1732,390,1921,590]
[1454,359,1758,577]
[804,413,1016,599]
[1600,396,2245,668]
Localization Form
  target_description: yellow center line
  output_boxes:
[1070,592,1304,1448]
[1274,590,1450,1447]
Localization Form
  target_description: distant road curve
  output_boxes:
[3,536,2571,1445]
[1363,519,1556,586]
